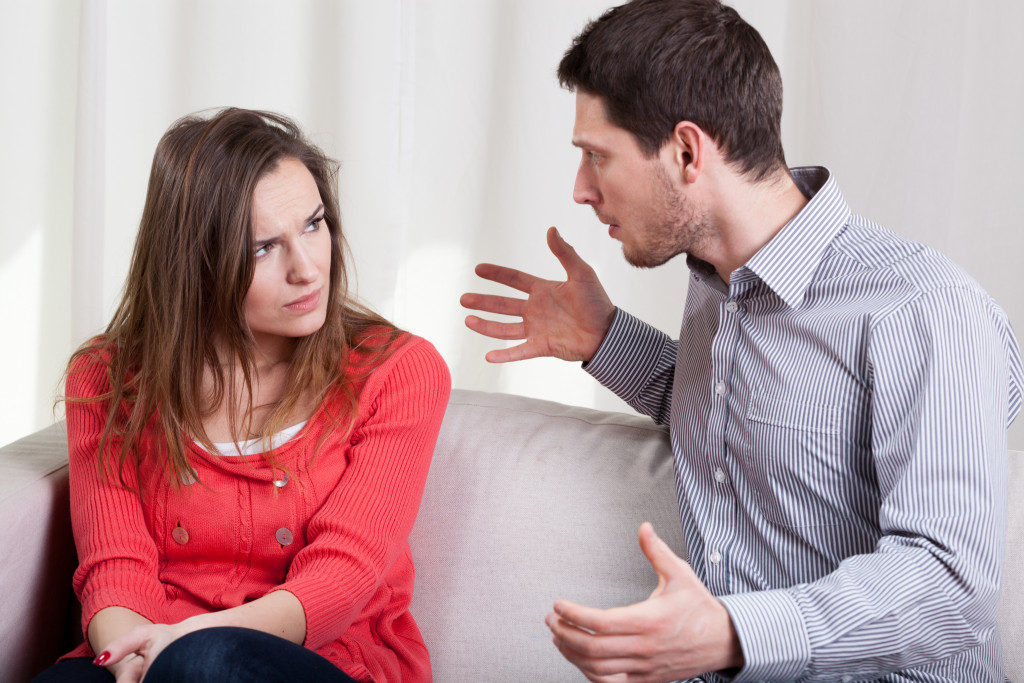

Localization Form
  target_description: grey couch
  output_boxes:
[2,389,1021,681]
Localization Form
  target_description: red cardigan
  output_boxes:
[63,334,450,682]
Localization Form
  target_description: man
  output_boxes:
[460,0,1024,681]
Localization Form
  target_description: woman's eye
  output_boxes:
[255,243,273,258]
[305,217,323,233]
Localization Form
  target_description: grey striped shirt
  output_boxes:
[585,167,1024,682]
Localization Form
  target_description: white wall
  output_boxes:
[2,0,1022,449]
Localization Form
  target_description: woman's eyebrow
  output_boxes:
[305,203,325,224]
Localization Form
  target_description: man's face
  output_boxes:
[571,91,708,268]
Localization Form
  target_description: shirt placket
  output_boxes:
[702,278,750,595]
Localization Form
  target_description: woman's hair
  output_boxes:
[558,0,786,181]
[67,107,399,488]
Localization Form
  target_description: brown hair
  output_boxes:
[558,0,786,181]
[67,108,399,489]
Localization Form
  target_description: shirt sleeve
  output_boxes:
[272,337,451,650]
[585,308,678,426]
[66,354,170,645]
[721,286,1021,681]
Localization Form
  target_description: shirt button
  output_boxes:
[709,550,722,564]
[714,381,727,396]
[714,468,727,483]
[180,470,196,486]
[172,524,189,545]
[275,528,294,546]
[725,301,739,313]
[273,472,290,488]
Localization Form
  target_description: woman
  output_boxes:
[35,108,450,683]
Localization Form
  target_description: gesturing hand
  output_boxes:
[461,227,615,363]
[545,523,744,683]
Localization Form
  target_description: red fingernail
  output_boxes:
[93,651,110,666]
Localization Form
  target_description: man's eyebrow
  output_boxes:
[571,137,606,152]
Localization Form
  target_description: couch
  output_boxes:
[1,388,1021,681]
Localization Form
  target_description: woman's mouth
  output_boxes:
[285,289,321,312]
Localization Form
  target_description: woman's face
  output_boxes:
[244,157,333,360]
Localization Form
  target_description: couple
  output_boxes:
[37,0,1024,682]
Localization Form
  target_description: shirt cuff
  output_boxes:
[719,588,811,682]
[584,308,671,401]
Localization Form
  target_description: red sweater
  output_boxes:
[63,334,450,682]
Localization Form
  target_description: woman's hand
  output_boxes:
[97,621,193,683]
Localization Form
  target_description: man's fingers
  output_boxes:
[484,343,541,364]
[474,263,541,293]
[460,293,527,317]
[637,522,694,590]
[464,315,525,341]
[547,227,597,280]
[551,635,634,681]
[552,600,648,637]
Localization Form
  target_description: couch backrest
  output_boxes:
[409,389,684,681]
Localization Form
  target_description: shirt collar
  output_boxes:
[741,166,851,308]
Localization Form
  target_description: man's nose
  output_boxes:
[572,162,600,206]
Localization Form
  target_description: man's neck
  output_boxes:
[697,169,808,284]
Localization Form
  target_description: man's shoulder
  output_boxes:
[828,216,986,300]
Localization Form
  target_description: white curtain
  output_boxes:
[2,0,1022,450]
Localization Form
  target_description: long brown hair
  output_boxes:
[558,0,786,181]
[66,108,399,488]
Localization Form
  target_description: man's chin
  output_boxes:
[623,244,681,270]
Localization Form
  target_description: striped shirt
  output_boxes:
[585,167,1024,682]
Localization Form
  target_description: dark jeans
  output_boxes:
[33,627,360,683]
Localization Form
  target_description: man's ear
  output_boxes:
[668,121,706,184]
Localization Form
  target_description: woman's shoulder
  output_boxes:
[65,338,119,400]
[347,329,450,398]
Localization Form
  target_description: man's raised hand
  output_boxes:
[461,227,615,363]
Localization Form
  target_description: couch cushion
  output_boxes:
[409,389,684,681]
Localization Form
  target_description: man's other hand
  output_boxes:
[545,523,744,683]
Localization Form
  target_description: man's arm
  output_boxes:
[718,286,1021,681]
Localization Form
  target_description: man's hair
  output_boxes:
[558,0,786,180]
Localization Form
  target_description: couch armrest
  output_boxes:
[0,423,78,681]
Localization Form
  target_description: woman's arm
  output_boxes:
[97,591,306,680]
[277,336,451,649]
[66,354,171,652]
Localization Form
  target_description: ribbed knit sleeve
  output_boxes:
[274,337,451,651]
[66,354,169,647]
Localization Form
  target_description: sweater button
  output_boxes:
[273,472,290,488]
[172,524,189,545]
[275,528,293,546]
